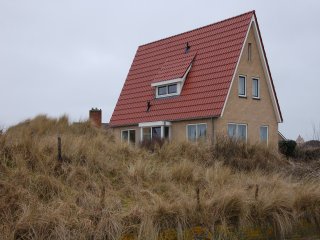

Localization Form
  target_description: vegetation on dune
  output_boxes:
[1,115,320,239]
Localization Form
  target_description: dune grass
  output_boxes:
[0,115,320,239]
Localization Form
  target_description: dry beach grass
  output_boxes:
[0,116,320,239]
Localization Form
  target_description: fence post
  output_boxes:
[196,187,201,211]
[58,136,62,162]
[255,184,259,200]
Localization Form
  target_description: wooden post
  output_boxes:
[57,136,62,162]
[196,187,201,210]
[255,184,259,200]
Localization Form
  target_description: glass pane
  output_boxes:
[158,86,167,95]
[143,128,151,141]
[164,127,169,139]
[260,126,268,142]
[228,124,236,138]
[237,125,247,141]
[187,125,197,142]
[152,127,161,140]
[129,130,136,144]
[252,79,259,97]
[122,130,128,142]
[197,124,207,139]
[238,76,246,96]
[168,84,177,94]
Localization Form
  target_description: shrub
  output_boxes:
[279,140,297,159]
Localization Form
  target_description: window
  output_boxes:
[228,123,247,141]
[158,86,167,95]
[121,130,136,144]
[248,43,252,62]
[187,124,207,142]
[143,128,151,141]
[260,126,268,144]
[152,127,161,140]
[252,78,259,98]
[238,76,246,97]
[141,126,170,141]
[168,84,177,94]
[164,126,169,139]
[156,84,178,98]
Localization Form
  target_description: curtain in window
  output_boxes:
[260,126,268,142]
[237,125,247,140]
[198,124,207,139]
[188,125,197,142]
[228,124,237,138]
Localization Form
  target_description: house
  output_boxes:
[109,11,282,148]
[296,135,305,146]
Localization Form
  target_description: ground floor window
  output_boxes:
[228,123,247,141]
[121,129,136,144]
[142,126,169,141]
[260,126,268,144]
[187,123,207,142]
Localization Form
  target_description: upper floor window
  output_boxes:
[121,129,136,144]
[238,76,246,97]
[252,78,260,98]
[260,126,268,144]
[156,83,178,98]
[228,123,247,141]
[187,123,207,142]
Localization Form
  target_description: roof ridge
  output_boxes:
[139,10,255,48]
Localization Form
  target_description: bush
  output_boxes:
[294,147,320,161]
[279,140,297,159]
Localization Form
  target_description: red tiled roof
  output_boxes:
[152,53,196,84]
[110,11,282,126]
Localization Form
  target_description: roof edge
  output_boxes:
[139,10,255,48]
[253,12,283,122]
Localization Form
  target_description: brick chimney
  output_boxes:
[89,108,102,127]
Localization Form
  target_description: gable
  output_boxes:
[110,11,272,127]
[221,24,278,124]
[221,15,283,123]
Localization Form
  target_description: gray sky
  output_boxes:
[1,0,320,140]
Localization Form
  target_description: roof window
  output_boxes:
[156,83,178,98]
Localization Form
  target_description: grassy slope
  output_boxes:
[0,116,320,239]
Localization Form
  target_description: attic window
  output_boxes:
[157,83,178,98]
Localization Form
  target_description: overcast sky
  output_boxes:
[1,0,320,140]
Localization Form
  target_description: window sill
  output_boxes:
[238,95,247,99]
[252,97,261,100]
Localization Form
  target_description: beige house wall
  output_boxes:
[170,118,214,142]
[112,125,140,146]
[215,25,279,148]
[112,118,214,144]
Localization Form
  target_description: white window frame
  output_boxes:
[121,129,136,144]
[186,123,208,142]
[238,75,247,97]
[260,125,269,145]
[252,77,260,99]
[156,83,180,98]
[227,123,248,142]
